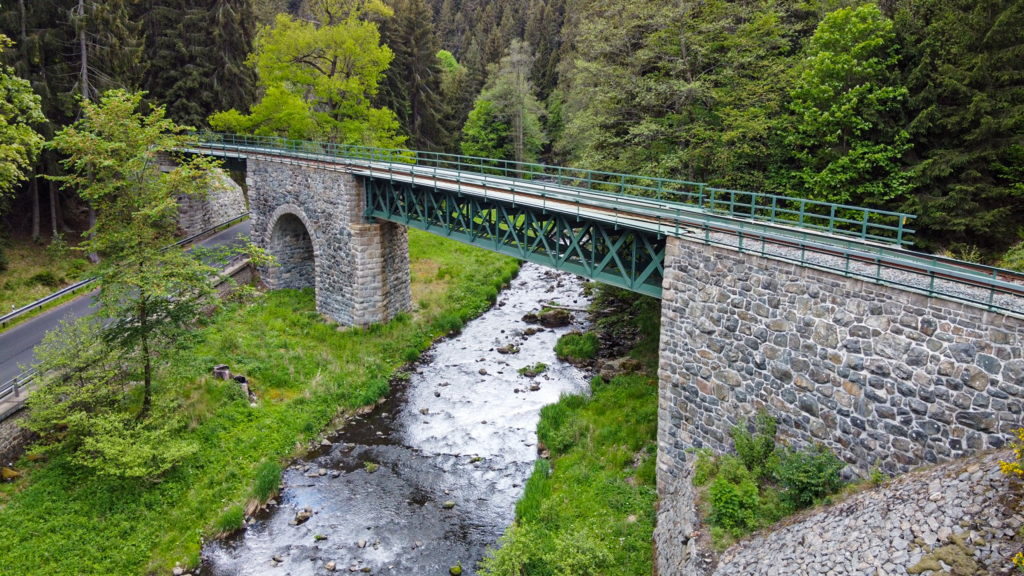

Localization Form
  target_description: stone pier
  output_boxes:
[249,160,411,326]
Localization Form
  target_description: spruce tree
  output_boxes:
[896,0,1024,251]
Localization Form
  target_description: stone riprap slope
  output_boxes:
[711,449,1023,576]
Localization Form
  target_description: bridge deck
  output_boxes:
[188,137,1024,317]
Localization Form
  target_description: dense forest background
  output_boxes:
[1,0,1022,262]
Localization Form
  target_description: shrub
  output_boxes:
[252,460,281,502]
[45,233,69,263]
[773,444,845,508]
[67,258,90,279]
[709,474,759,533]
[0,245,7,272]
[692,449,718,487]
[730,411,777,481]
[999,428,1024,572]
[29,270,63,289]
[537,393,589,455]
[554,331,599,362]
[433,311,464,334]
[1000,242,1024,272]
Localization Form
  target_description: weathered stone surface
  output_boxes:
[708,450,1022,576]
[249,160,412,326]
[177,168,247,236]
[655,237,1024,574]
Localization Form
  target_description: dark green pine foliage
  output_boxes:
[134,0,257,128]
[896,0,1024,251]
[379,0,448,150]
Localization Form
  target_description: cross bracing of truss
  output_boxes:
[364,177,665,297]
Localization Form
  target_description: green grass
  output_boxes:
[553,331,599,362]
[479,287,662,575]
[479,375,659,575]
[0,229,519,575]
[0,234,96,332]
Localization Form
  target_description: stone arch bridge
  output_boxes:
[190,135,1024,572]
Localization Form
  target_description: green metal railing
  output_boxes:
[191,132,916,247]
[187,132,1024,317]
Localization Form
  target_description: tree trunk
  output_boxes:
[87,205,99,263]
[48,178,58,237]
[30,174,40,242]
[140,295,151,420]
[78,0,90,102]
[51,179,72,233]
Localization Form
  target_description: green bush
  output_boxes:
[433,311,464,334]
[1000,241,1024,272]
[692,449,718,487]
[29,270,63,289]
[709,474,759,533]
[45,233,69,263]
[730,411,777,481]
[773,444,845,508]
[554,331,599,362]
[537,393,589,454]
[67,258,90,279]
[252,460,281,502]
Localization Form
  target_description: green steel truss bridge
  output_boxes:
[189,133,1024,317]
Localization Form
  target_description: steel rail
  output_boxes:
[0,212,251,403]
[189,132,917,246]
[188,141,1024,317]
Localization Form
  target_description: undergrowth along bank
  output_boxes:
[0,229,519,575]
[480,285,662,575]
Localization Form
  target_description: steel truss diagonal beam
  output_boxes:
[365,178,665,297]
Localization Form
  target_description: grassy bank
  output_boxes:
[0,234,94,323]
[0,229,518,575]
[480,287,662,575]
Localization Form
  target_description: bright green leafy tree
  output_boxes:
[787,4,912,208]
[41,90,269,478]
[0,34,45,208]
[209,0,405,147]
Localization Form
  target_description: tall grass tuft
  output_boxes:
[252,461,281,502]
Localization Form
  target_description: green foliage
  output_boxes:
[44,234,69,264]
[212,505,244,535]
[252,461,282,502]
[709,472,760,533]
[49,90,270,419]
[0,230,520,574]
[692,449,718,487]
[484,373,658,575]
[518,362,548,376]
[553,331,599,362]
[0,34,46,208]
[134,0,257,128]
[1001,242,1024,272]
[788,4,912,208]
[869,468,890,487]
[462,40,546,163]
[895,0,1024,250]
[773,444,846,509]
[28,271,62,289]
[729,411,777,481]
[208,0,404,147]
[67,259,90,280]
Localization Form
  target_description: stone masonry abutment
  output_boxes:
[249,160,411,326]
[654,235,1024,573]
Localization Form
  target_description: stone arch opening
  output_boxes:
[265,212,316,290]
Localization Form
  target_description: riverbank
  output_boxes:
[0,230,519,575]
[479,285,663,575]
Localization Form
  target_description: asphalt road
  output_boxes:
[0,220,252,385]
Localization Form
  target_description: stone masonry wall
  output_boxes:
[655,235,1024,573]
[177,168,247,236]
[249,160,411,326]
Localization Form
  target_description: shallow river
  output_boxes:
[201,263,590,575]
